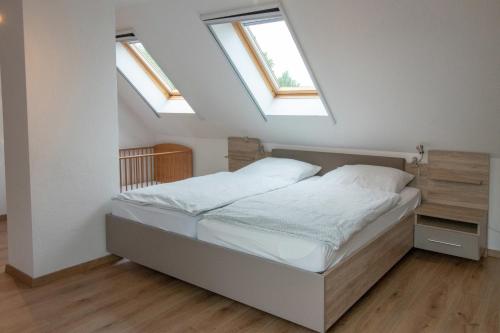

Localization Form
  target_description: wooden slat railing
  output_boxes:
[119,144,193,192]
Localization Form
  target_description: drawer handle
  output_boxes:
[427,238,462,247]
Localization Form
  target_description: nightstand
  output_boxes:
[414,203,487,260]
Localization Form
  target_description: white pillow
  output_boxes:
[323,164,414,193]
[235,157,322,183]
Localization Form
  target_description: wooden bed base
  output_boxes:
[106,213,413,332]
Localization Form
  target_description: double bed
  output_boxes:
[106,149,419,332]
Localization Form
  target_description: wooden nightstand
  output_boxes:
[414,203,487,260]
[406,150,490,260]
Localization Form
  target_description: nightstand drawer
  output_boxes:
[414,224,480,260]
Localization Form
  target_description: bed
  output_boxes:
[106,149,416,332]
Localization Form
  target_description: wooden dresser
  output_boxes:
[408,150,490,260]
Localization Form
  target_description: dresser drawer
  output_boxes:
[414,224,480,260]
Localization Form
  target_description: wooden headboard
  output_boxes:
[272,149,406,175]
[406,150,490,211]
[227,137,267,171]
[227,137,407,173]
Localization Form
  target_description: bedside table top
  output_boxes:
[415,203,487,225]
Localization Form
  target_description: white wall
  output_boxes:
[115,0,500,156]
[0,0,118,277]
[0,71,7,216]
[118,96,156,148]
[0,0,35,276]
[489,159,500,251]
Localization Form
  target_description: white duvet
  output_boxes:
[114,172,301,216]
[203,178,401,251]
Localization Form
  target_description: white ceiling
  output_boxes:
[116,0,500,156]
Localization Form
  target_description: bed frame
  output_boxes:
[106,149,413,332]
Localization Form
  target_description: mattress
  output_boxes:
[111,199,200,238]
[197,187,421,273]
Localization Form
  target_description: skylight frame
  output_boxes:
[123,42,183,100]
[233,20,319,98]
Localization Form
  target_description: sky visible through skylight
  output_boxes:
[246,20,315,89]
[130,42,178,92]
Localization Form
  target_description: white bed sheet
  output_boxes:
[112,176,323,239]
[197,187,421,273]
[111,199,200,238]
[115,167,320,216]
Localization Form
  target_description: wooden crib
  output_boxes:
[119,144,193,192]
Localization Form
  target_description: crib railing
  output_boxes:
[119,144,193,192]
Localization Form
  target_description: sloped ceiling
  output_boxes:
[116,0,500,156]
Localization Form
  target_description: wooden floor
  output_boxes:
[0,220,499,332]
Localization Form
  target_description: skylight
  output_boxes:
[115,35,195,115]
[123,41,182,99]
[238,19,317,96]
[204,7,332,118]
